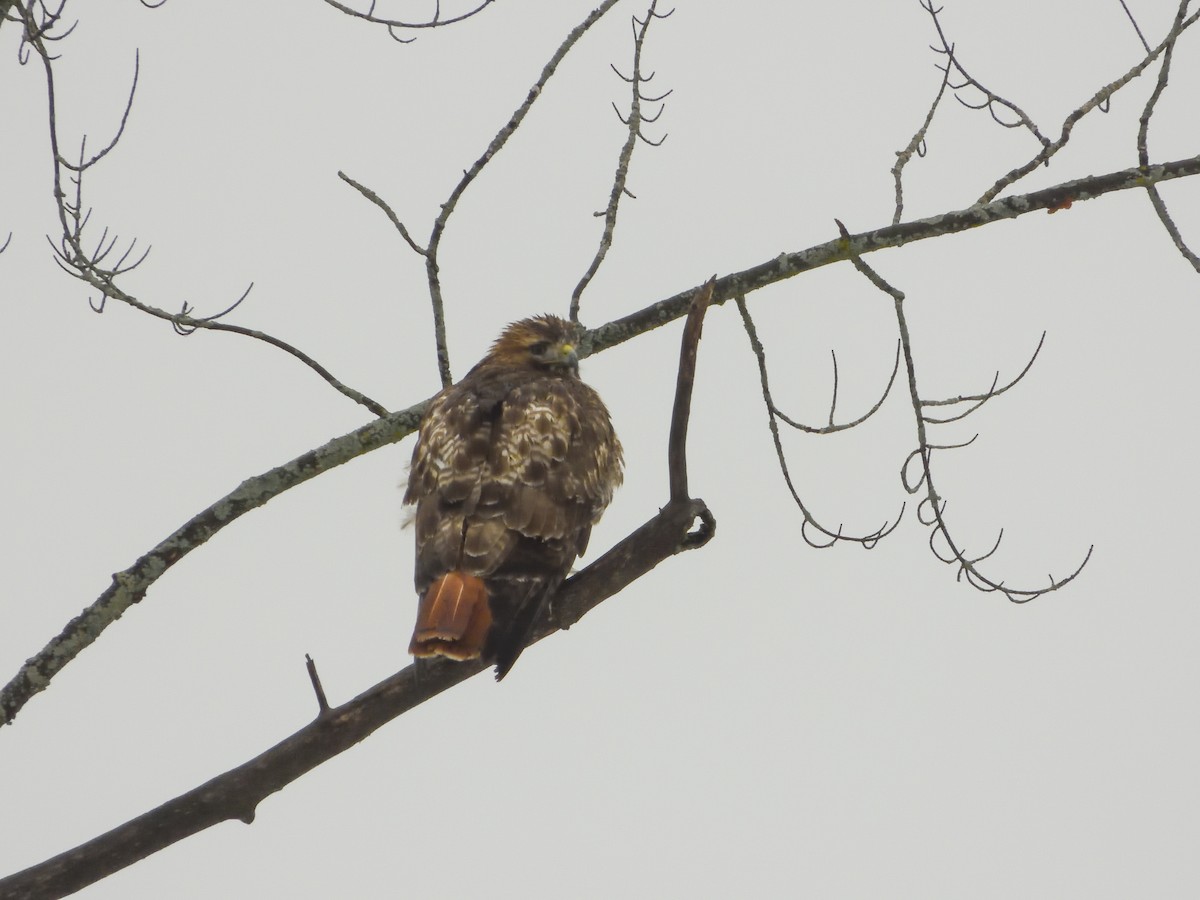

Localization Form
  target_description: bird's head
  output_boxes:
[489,314,582,374]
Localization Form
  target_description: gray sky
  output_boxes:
[3,1,1199,897]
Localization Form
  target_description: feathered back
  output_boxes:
[405,315,623,677]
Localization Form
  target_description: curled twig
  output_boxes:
[321,0,495,34]
[836,219,1091,603]
[571,0,672,321]
[19,10,390,419]
[736,293,905,549]
[922,0,1051,149]
[920,332,1046,424]
[771,343,901,436]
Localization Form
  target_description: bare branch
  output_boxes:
[322,0,495,33]
[1118,0,1152,53]
[922,0,1052,150]
[424,0,624,385]
[57,259,392,416]
[772,343,901,436]
[836,220,1092,603]
[1136,1,1200,273]
[668,278,714,505]
[0,492,710,898]
[304,654,330,715]
[587,153,1200,358]
[736,294,905,549]
[571,0,671,322]
[337,170,427,257]
[979,5,1200,203]
[0,402,426,727]
[20,13,390,418]
[921,332,1047,424]
[892,57,951,224]
[59,50,139,173]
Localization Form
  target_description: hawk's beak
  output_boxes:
[560,343,579,369]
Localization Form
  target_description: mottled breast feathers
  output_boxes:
[404,314,623,678]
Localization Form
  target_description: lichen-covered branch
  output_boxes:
[0,403,425,727]
[978,4,1200,203]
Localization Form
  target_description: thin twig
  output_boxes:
[978,5,1200,203]
[922,0,1051,148]
[1118,0,1152,53]
[1135,1,1200,273]
[304,654,330,715]
[570,1,673,321]
[771,343,901,436]
[892,44,952,224]
[920,332,1047,424]
[337,171,427,257]
[321,0,494,33]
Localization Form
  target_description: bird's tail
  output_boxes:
[409,571,492,661]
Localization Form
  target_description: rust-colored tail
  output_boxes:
[409,571,492,661]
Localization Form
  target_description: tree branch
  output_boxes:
[5,153,1200,728]
[0,403,426,727]
[588,153,1200,355]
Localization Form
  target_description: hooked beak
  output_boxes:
[559,343,579,370]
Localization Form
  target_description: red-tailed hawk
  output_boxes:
[405,314,624,679]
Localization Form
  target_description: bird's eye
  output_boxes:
[529,341,551,356]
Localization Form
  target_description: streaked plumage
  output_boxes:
[405,315,623,678]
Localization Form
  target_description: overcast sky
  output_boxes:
[3,1,1199,897]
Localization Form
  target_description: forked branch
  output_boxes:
[18,2,389,417]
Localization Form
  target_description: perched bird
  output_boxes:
[404,314,623,679]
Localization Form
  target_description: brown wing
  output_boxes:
[406,366,622,589]
[405,364,622,675]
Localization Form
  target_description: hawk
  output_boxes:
[404,314,624,679]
